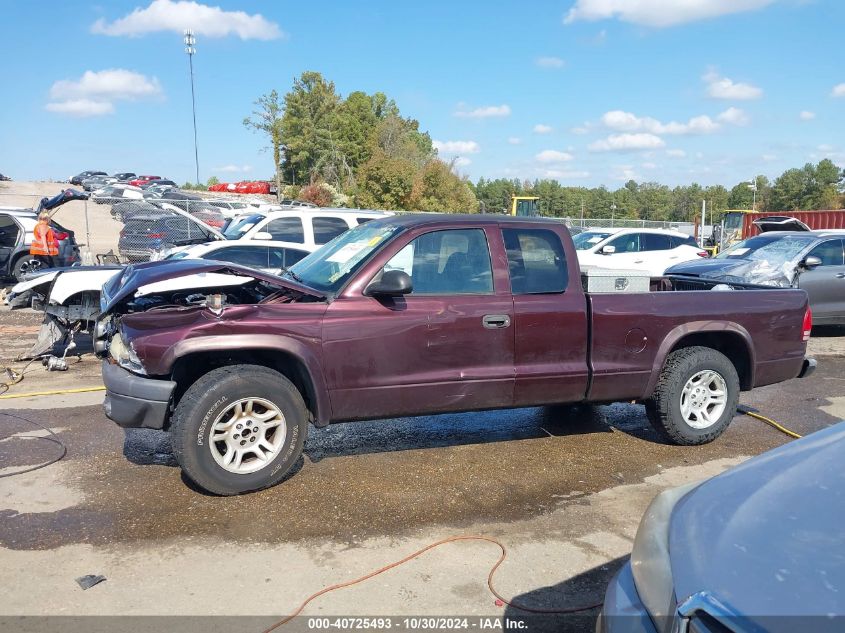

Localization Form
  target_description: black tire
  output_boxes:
[12,255,44,282]
[170,364,308,495]
[645,346,739,446]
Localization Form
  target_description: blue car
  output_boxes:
[599,421,845,633]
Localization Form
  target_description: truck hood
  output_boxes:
[669,422,845,623]
[100,259,325,315]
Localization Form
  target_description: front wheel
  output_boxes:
[170,365,308,495]
[645,346,739,445]
[13,255,44,281]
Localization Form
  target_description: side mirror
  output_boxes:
[253,232,273,241]
[601,245,616,254]
[365,269,413,297]
[801,255,822,270]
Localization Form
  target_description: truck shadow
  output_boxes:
[121,402,660,467]
[303,403,659,462]
[502,555,627,633]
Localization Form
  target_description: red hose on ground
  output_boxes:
[261,534,603,632]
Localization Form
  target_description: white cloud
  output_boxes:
[832,83,845,97]
[533,124,553,134]
[716,106,749,126]
[642,162,657,170]
[589,133,665,152]
[45,99,115,117]
[544,169,590,180]
[213,164,252,173]
[91,0,283,39]
[507,137,522,145]
[433,140,481,154]
[563,0,776,27]
[761,154,777,162]
[799,110,816,120]
[535,150,575,163]
[601,110,724,135]
[666,149,687,158]
[452,157,472,168]
[46,69,162,117]
[571,125,590,135]
[454,104,511,118]
[703,69,763,100]
[536,56,565,68]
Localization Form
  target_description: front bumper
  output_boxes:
[102,360,176,429]
[797,357,816,379]
[597,563,658,633]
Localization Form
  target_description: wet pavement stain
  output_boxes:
[1,357,843,551]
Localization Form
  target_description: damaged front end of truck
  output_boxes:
[94,259,326,374]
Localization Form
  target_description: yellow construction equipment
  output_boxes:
[509,196,540,217]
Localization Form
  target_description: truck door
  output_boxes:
[502,227,589,406]
[799,238,845,324]
[322,226,515,420]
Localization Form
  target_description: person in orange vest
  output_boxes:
[30,211,59,269]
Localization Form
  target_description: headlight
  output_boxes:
[630,481,700,633]
[108,330,146,375]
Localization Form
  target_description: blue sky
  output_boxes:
[0,0,842,188]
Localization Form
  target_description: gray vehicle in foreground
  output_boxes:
[666,231,845,325]
[599,421,845,633]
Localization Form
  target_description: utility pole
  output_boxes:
[748,177,758,211]
[184,30,200,186]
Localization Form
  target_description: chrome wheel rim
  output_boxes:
[18,258,42,277]
[680,370,728,429]
[209,397,286,474]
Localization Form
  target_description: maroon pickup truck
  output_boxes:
[96,214,816,495]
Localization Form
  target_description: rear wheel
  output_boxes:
[170,365,308,495]
[645,346,739,445]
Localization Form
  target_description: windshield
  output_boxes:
[572,231,613,250]
[286,222,402,292]
[715,235,814,263]
[223,213,265,239]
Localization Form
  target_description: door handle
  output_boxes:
[837,273,845,279]
[482,314,511,329]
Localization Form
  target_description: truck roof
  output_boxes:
[371,213,569,228]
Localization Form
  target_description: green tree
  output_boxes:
[410,160,478,213]
[280,72,342,186]
[355,150,417,210]
[243,89,284,201]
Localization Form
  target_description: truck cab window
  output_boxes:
[383,229,493,295]
[503,228,568,294]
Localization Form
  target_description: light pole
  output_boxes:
[184,29,200,186]
[610,202,617,224]
[747,177,758,211]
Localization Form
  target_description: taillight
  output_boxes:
[802,307,812,342]
[147,232,164,238]
[55,231,69,240]
[697,250,708,258]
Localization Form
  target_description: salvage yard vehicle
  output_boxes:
[666,230,845,325]
[164,240,314,273]
[222,208,389,248]
[599,420,845,633]
[1,192,83,280]
[574,228,708,276]
[93,214,816,495]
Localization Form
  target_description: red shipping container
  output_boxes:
[743,210,845,238]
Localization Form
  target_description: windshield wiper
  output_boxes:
[284,269,304,283]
